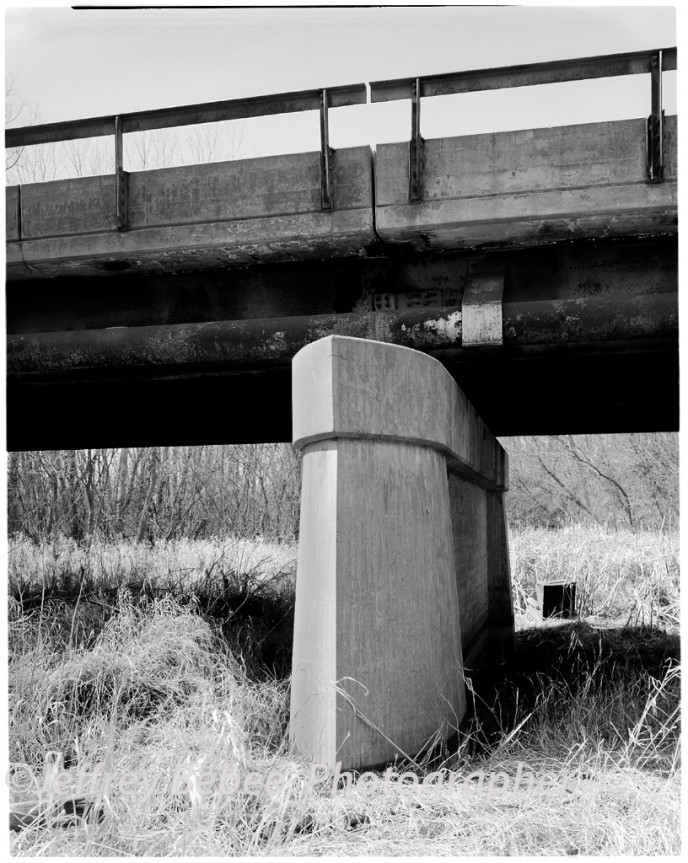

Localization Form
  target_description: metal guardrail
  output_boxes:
[5,84,367,225]
[5,47,677,229]
[369,47,677,199]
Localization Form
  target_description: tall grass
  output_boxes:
[509,525,679,628]
[8,526,681,855]
[9,533,297,678]
[9,533,297,599]
[11,526,678,631]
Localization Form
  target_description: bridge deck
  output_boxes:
[6,117,677,280]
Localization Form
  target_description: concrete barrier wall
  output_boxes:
[375,117,678,251]
[20,175,118,238]
[6,186,20,242]
[7,147,376,276]
[6,118,677,278]
[290,335,513,771]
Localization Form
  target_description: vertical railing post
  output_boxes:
[15,185,22,242]
[409,77,423,202]
[114,115,129,231]
[647,49,664,183]
[319,89,334,211]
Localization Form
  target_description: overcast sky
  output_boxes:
[4,4,679,165]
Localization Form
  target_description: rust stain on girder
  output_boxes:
[304,308,462,349]
[8,293,677,383]
[503,293,677,345]
[8,307,466,381]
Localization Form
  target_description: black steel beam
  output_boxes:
[370,47,677,102]
[6,342,678,450]
[5,83,367,148]
[7,293,677,385]
[5,47,677,148]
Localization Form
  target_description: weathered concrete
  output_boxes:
[6,147,376,279]
[290,335,512,770]
[6,118,678,278]
[375,117,677,251]
[6,185,20,241]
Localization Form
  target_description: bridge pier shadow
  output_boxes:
[458,619,680,760]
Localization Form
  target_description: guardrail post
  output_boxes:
[319,89,334,210]
[647,50,665,183]
[409,77,423,202]
[114,115,129,231]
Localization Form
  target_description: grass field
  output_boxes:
[7,527,681,855]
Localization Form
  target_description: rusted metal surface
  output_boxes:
[114,115,128,232]
[6,306,463,383]
[502,292,677,346]
[409,78,423,203]
[7,237,677,342]
[647,50,665,183]
[370,47,676,102]
[5,83,367,148]
[462,268,505,347]
[319,89,333,210]
[4,50,680,450]
[7,292,677,385]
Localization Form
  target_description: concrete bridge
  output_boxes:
[6,47,677,451]
[5,48,678,769]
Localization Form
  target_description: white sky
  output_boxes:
[4,3,678,169]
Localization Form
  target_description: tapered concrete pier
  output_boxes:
[290,335,513,770]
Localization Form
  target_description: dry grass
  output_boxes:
[8,533,297,598]
[9,533,297,679]
[510,525,679,629]
[7,527,681,855]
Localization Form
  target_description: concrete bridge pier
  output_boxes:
[290,335,512,771]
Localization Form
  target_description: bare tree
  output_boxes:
[503,433,678,531]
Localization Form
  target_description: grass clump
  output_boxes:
[43,597,228,722]
[9,533,297,679]
[10,596,243,768]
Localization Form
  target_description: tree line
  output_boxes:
[7,433,677,544]
[7,445,302,544]
[504,433,677,531]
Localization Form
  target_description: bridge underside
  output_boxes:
[7,345,677,451]
[6,117,678,450]
[7,235,677,451]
